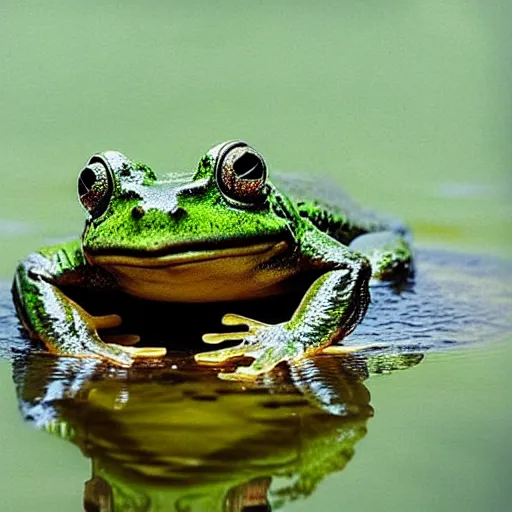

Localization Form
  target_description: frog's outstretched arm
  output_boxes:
[13,240,164,366]
[195,226,372,379]
[287,227,372,344]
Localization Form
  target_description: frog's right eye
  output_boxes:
[215,142,268,208]
[78,162,112,218]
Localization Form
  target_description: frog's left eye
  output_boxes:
[215,143,268,207]
[78,161,112,218]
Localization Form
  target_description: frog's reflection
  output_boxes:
[12,351,422,511]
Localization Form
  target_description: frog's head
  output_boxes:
[79,141,300,269]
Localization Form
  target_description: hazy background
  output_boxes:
[0,1,511,510]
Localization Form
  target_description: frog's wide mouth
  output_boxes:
[85,239,289,268]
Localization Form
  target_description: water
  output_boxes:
[0,1,511,510]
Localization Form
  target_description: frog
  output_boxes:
[13,140,413,379]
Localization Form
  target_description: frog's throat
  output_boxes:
[86,241,288,268]
[85,241,294,302]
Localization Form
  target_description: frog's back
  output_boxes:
[272,172,407,245]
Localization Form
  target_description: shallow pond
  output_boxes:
[0,1,511,511]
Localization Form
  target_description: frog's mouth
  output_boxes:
[84,239,293,302]
[86,240,288,268]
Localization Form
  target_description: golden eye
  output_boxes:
[216,144,268,206]
[78,161,112,218]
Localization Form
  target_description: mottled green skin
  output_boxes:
[82,154,291,256]
[13,141,413,375]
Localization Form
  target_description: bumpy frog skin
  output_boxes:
[13,141,413,379]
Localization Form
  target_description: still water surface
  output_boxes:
[0,1,511,511]
[1,248,511,511]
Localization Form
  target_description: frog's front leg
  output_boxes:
[349,231,413,282]
[195,227,371,379]
[13,241,166,366]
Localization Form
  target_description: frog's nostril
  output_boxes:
[168,206,187,219]
[131,206,145,219]
[120,162,131,177]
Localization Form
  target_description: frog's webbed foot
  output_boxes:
[76,309,167,365]
[196,319,383,381]
[349,231,413,282]
[196,317,304,381]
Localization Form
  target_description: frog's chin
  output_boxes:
[85,241,294,302]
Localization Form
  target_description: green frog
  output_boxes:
[13,140,412,379]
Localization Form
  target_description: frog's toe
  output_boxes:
[102,334,141,346]
[81,339,166,367]
[202,313,269,345]
[194,345,250,364]
[81,311,123,331]
[217,365,267,382]
[202,331,248,345]
[119,346,167,359]
[217,345,292,381]
[221,313,268,330]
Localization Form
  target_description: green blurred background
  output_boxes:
[0,1,511,510]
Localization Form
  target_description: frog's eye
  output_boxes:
[78,161,112,218]
[216,143,268,207]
